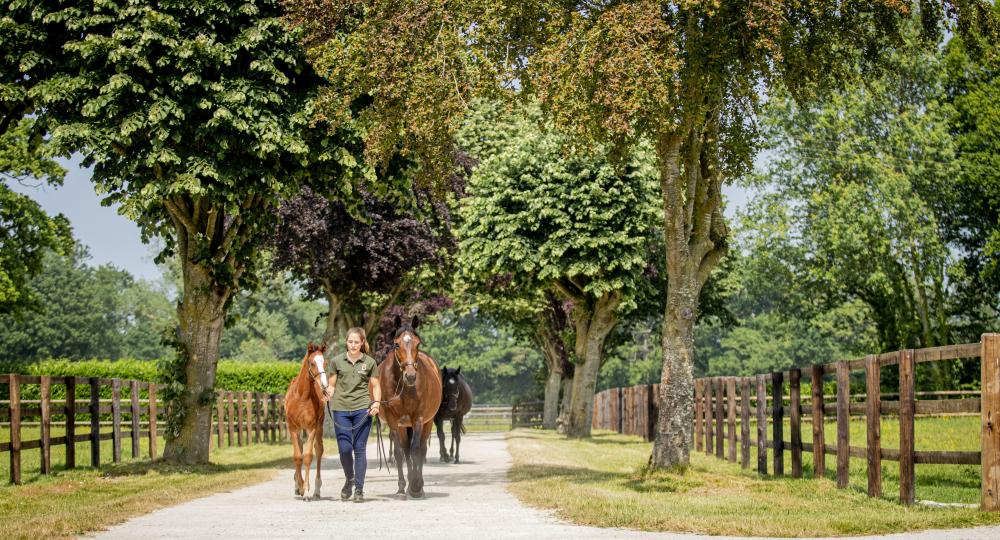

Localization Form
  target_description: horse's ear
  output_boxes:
[307,341,315,353]
[319,344,327,353]
[394,315,402,329]
[411,315,420,329]
[455,366,461,376]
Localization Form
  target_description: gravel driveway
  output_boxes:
[88,432,1000,540]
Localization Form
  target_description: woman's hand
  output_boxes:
[322,386,334,402]
[368,401,380,417]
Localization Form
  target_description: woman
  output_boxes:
[323,327,381,501]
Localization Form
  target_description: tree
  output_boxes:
[417,311,544,404]
[755,25,962,355]
[0,247,133,361]
[489,0,997,468]
[943,24,1000,336]
[0,118,73,315]
[3,0,384,463]
[268,180,457,351]
[218,270,326,361]
[456,101,660,437]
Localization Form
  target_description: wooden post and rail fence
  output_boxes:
[1,375,288,485]
[592,334,1000,511]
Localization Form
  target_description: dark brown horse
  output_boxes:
[434,366,473,463]
[377,316,442,498]
[284,343,328,500]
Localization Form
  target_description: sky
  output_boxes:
[10,157,752,282]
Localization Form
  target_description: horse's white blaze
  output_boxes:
[403,334,412,344]
[449,378,455,384]
[313,354,328,387]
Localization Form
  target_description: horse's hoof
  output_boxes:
[407,489,425,499]
[440,456,451,463]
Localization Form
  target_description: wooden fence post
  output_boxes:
[254,392,261,444]
[740,377,750,469]
[40,375,51,475]
[9,374,22,485]
[244,391,251,444]
[727,377,737,463]
[811,365,825,478]
[982,333,1000,511]
[899,349,915,506]
[227,391,235,447]
[836,361,850,489]
[130,380,141,459]
[715,378,725,460]
[756,374,767,474]
[866,355,882,498]
[772,371,784,476]
[270,395,277,441]
[237,391,245,446]
[790,368,802,478]
[695,380,703,452]
[89,377,100,468]
[216,391,224,448]
[706,379,714,455]
[66,377,76,469]
[148,383,158,461]
[112,379,122,463]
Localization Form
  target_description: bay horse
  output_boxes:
[434,366,473,463]
[284,343,328,500]
[378,316,442,498]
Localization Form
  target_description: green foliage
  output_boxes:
[943,24,1000,331]
[0,248,175,361]
[455,101,660,314]
[219,271,325,361]
[418,312,544,404]
[750,20,978,358]
[0,359,298,401]
[0,116,72,315]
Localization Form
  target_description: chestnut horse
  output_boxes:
[378,316,442,498]
[284,343,328,500]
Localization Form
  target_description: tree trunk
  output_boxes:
[162,259,229,465]
[563,292,619,438]
[323,289,343,351]
[556,369,574,433]
[650,286,698,468]
[649,122,728,469]
[543,362,562,430]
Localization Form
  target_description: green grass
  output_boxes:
[0,439,292,540]
[506,420,1000,537]
[740,415,981,504]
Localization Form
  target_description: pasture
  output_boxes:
[506,417,999,537]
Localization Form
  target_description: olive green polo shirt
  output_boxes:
[330,352,378,411]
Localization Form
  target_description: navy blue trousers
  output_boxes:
[333,408,372,488]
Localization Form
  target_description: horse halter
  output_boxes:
[305,352,329,393]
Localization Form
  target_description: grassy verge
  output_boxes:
[0,433,302,540]
[505,426,1000,537]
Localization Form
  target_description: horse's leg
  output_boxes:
[387,430,396,467]
[452,417,462,464]
[290,425,304,497]
[302,427,316,501]
[407,422,429,498]
[393,428,407,495]
[312,425,324,500]
[435,415,449,463]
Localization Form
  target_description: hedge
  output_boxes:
[0,359,300,402]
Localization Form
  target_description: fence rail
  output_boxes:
[1,374,287,485]
[593,334,1000,511]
